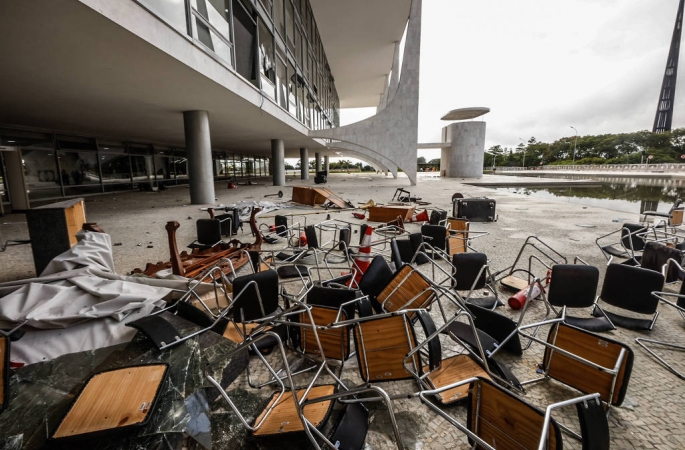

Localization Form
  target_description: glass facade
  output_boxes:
[134,0,340,129]
[0,127,271,204]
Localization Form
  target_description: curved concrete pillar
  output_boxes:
[310,0,422,186]
[440,122,486,178]
[183,110,215,204]
[315,152,322,172]
[324,155,329,173]
[271,139,285,186]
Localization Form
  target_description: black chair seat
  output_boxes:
[447,322,498,354]
[277,265,310,279]
[465,304,522,356]
[465,296,503,310]
[601,245,628,258]
[593,309,654,330]
[358,255,394,313]
[577,398,610,450]
[564,315,614,333]
[127,314,182,349]
[328,403,369,450]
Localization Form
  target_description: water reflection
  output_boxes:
[495,176,685,214]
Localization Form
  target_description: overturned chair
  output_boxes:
[636,260,685,379]
[205,328,404,449]
[521,321,634,414]
[420,377,610,450]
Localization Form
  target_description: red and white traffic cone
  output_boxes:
[349,225,373,287]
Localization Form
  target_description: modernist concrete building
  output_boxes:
[0,0,420,210]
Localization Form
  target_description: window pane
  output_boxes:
[285,0,294,53]
[259,20,276,98]
[137,0,188,34]
[23,149,62,201]
[274,0,284,37]
[154,156,174,181]
[101,153,132,191]
[288,61,297,115]
[0,153,8,203]
[58,151,99,186]
[173,156,188,181]
[276,58,287,109]
[259,0,272,17]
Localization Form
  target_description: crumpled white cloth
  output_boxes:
[0,231,205,364]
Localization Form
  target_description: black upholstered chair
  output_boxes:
[188,219,223,250]
[358,255,394,313]
[451,252,502,310]
[546,264,614,332]
[593,263,665,330]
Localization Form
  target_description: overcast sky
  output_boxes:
[341,0,684,161]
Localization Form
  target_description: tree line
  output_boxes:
[484,128,685,168]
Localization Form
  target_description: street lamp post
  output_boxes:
[570,126,578,165]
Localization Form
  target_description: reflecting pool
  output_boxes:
[493,174,685,215]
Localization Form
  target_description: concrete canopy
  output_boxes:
[309,0,412,108]
[0,0,409,155]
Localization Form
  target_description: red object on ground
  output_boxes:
[508,282,542,310]
[227,182,237,189]
[407,209,429,223]
[353,212,366,219]
[299,230,307,247]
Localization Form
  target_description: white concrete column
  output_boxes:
[300,147,309,180]
[315,152,322,172]
[324,155,329,173]
[271,139,285,186]
[183,110,215,204]
[440,122,486,178]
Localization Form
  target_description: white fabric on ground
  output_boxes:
[0,231,204,365]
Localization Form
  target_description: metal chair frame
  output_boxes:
[635,258,685,379]
[419,377,605,450]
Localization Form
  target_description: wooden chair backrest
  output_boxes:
[447,234,467,255]
[468,379,560,450]
[354,315,418,382]
[300,306,350,361]
[377,265,434,313]
[447,218,470,255]
[543,323,632,406]
[447,218,470,233]
[53,364,168,439]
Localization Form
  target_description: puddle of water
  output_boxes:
[493,176,685,214]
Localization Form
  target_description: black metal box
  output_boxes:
[453,198,497,222]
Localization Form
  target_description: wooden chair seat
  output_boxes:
[300,306,350,361]
[378,265,434,313]
[223,322,268,343]
[424,355,490,404]
[544,323,633,406]
[354,315,418,382]
[252,385,335,436]
[53,364,168,440]
[468,378,561,450]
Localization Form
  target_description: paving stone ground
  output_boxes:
[1,172,684,449]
